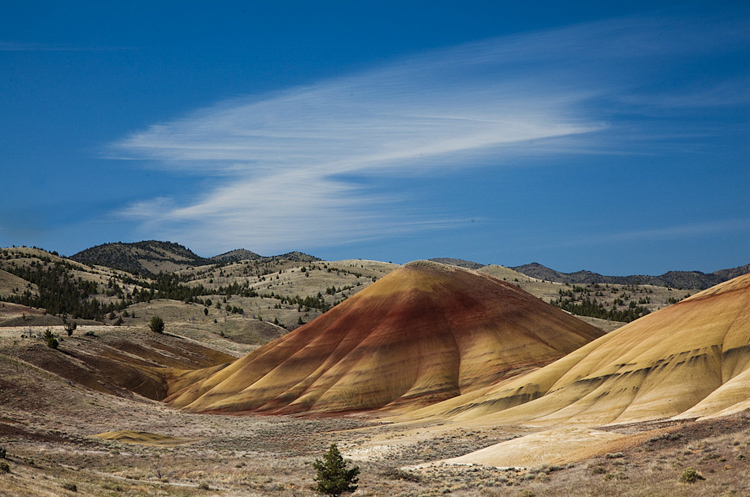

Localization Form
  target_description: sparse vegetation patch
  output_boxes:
[680,466,705,483]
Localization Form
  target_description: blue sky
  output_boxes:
[1,1,748,275]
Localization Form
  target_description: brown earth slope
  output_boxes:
[415,273,750,427]
[11,327,237,401]
[166,261,603,415]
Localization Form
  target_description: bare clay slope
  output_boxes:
[420,273,750,427]
[166,261,603,415]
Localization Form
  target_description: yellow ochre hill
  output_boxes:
[166,260,603,415]
[414,272,750,427]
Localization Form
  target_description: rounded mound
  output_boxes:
[166,262,603,415]
[424,273,750,425]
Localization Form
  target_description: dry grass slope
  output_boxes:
[1,258,749,496]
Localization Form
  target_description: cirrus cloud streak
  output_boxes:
[111,14,749,255]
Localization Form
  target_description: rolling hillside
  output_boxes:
[410,272,750,428]
[70,240,207,275]
[69,241,321,275]
[0,244,748,496]
[166,261,603,415]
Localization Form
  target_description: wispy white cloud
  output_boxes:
[111,15,749,255]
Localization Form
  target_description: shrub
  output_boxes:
[680,467,705,483]
[65,321,77,336]
[313,443,360,496]
[0,461,9,473]
[603,472,628,481]
[43,328,58,349]
[61,482,77,492]
[0,446,6,459]
[381,467,422,482]
[149,316,165,334]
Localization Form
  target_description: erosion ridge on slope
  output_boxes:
[410,273,750,429]
[166,260,603,415]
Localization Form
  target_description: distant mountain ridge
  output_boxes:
[70,241,320,275]
[512,262,750,289]
[211,249,263,264]
[68,240,746,286]
[265,251,321,263]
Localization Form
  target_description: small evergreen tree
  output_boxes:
[313,443,360,496]
[149,316,165,334]
[43,328,58,349]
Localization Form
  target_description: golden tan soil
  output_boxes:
[167,261,602,415]
[1,250,748,496]
[388,274,750,473]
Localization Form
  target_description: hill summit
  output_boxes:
[70,240,207,274]
[166,261,603,415]
[70,241,320,275]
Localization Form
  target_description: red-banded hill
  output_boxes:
[414,273,750,428]
[166,261,603,415]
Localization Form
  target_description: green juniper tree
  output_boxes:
[149,315,165,334]
[43,328,58,349]
[313,443,360,496]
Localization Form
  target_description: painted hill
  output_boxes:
[166,261,603,415]
[512,262,750,289]
[415,272,750,427]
